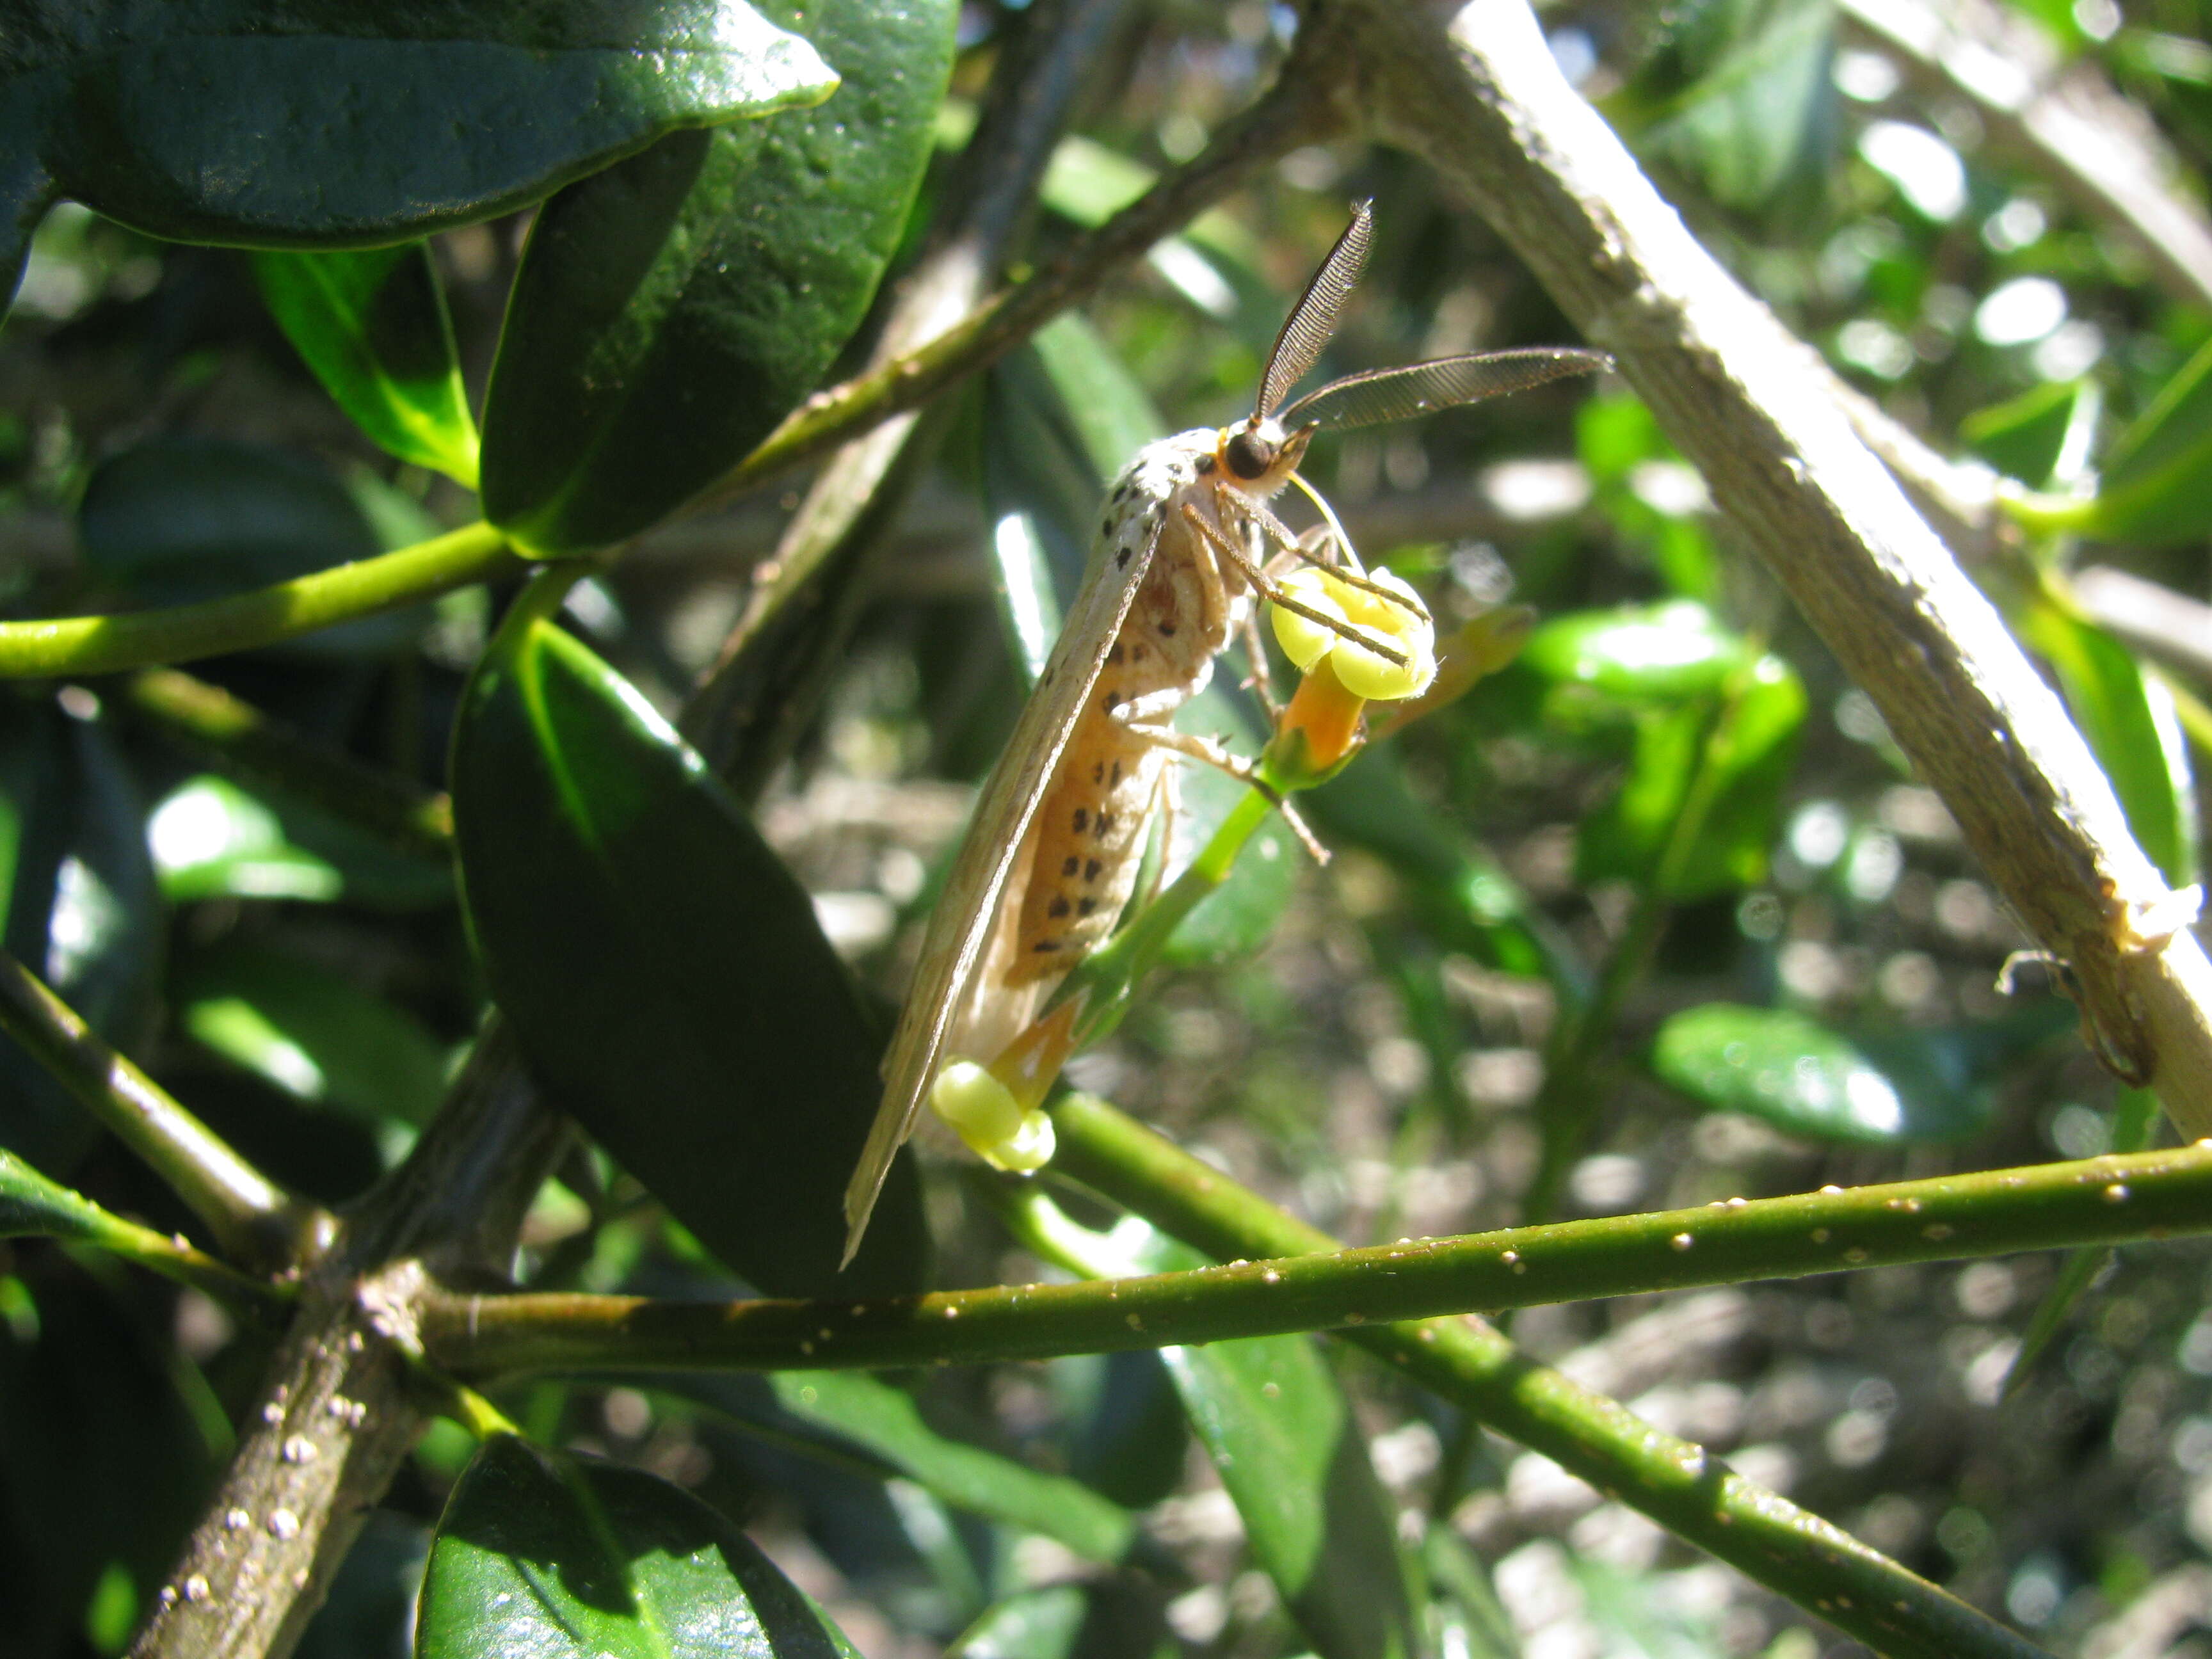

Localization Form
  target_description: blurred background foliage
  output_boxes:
[6,0,2212,1655]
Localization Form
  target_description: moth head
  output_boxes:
[1216,416,1315,495]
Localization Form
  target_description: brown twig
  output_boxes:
[1336,0,2212,1135]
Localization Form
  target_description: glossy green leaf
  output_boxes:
[253,244,479,485]
[2020,602,2195,885]
[173,942,448,1126]
[1651,1002,1998,1144]
[479,0,956,554]
[2,3,838,307]
[147,775,341,903]
[450,582,927,1297]
[982,310,1168,626]
[0,694,161,1173]
[1519,601,1747,716]
[1576,653,1806,899]
[147,774,453,910]
[1111,1221,1424,1659]
[2086,330,2212,545]
[417,1433,861,1659]
[767,1372,1135,1562]
[1960,379,2095,488]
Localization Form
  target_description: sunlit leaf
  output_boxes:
[253,244,479,485]
[3,3,838,307]
[417,1434,862,1659]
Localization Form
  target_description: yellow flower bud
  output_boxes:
[930,1061,1024,1148]
[979,1108,1056,1173]
[1269,568,1349,669]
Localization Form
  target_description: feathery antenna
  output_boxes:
[1256,201,1374,421]
[1279,347,1612,432]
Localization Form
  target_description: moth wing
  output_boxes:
[841,502,1172,1263]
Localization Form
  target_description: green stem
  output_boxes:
[0,1148,290,1310]
[0,520,520,680]
[1048,1097,2047,1659]
[0,949,321,1270]
[121,668,453,860]
[425,1131,2212,1381]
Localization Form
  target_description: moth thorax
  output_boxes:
[1217,418,1311,495]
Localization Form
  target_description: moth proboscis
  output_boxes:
[842,202,1608,1263]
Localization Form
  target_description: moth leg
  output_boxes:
[1251,496,1435,626]
[1260,522,1333,586]
[1181,505,1413,672]
[1136,760,1177,913]
[1238,607,1283,718]
[1114,717,1329,864]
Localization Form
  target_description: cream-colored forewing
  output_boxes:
[841,444,1199,1263]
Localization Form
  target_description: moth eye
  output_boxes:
[1224,429,1274,480]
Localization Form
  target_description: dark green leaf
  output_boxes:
[76,437,429,655]
[450,583,927,1297]
[1126,1228,1424,1659]
[3,4,837,307]
[1651,1002,1998,1143]
[479,0,956,554]
[2087,331,2212,545]
[417,1433,861,1659]
[253,244,479,485]
[2020,602,2195,885]
[644,1365,1136,1562]
[0,1263,220,1656]
[0,694,161,1173]
[172,942,449,1126]
[1027,314,1168,487]
[767,1372,1135,1562]
[1064,1349,1190,1510]
[1960,379,2093,488]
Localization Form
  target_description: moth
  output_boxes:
[843,203,1607,1262]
